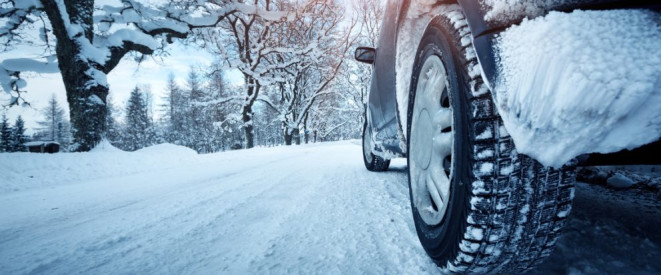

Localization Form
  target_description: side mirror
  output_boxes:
[354,47,376,64]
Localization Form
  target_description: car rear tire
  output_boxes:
[363,122,390,171]
[406,12,576,274]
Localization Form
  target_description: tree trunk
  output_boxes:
[64,71,108,151]
[284,131,292,146]
[284,126,300,146]
[242,106,254,149]
[293,128,300,145]
[303,113,309,144]
[241,79,260,149]
[42,0,107,152]
[284,123,292,146]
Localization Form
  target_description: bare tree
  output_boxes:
[203,0,302,148]
[257,0,358,145]
[354,0,384,48]
[346,0,385,129]
[0,0,286,151]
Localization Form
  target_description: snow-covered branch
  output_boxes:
[0,0,298,150]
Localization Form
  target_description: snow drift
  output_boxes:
[494,9,661,168]
[480,0,586,22]
[0,142,197,193]
[89,139,123,153]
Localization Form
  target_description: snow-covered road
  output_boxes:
[1,141,659,274]
[0,141,438,274]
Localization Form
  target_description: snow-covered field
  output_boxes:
[1,141,659,274]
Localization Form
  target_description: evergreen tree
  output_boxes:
[186,68,205,152]
[37,94,66,142]
[11,116,28,152]
[54,121,73,151]
[0,114,11,152]
[205,68,234,152]
[161,73,188,145]
[105,94,121,145]
[124,86,153,151]
[140,86,157,145]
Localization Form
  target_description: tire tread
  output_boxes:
[429,8,576,274]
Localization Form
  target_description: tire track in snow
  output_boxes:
[244,158,438,274]
[1,152,306,274]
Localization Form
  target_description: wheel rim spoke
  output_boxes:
[426,173,444,212]
[429,163,451,200]
[433,132,452,156]
[433,107,452,130]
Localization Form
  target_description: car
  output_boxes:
[354,0,661,273]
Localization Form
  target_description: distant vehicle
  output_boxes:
[355,0,661,273]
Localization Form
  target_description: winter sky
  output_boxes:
[1,0,362,135]
[0,0,248,135]
[1,41,244,135]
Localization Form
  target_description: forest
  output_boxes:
[0,0,383,153]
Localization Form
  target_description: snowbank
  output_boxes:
[135,143,197,156]
[494,9,661,168]
[0,142,198,193]
[89,139,123,153]
[0,141,361,194]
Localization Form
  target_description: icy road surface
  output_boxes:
[1,141,660,274]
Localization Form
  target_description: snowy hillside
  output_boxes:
[1,141,659,274]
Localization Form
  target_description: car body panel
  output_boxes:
[365,0,407,156]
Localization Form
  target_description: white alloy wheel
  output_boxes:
[409,55,454,226]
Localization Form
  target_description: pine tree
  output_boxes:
[56,121,72,151]
[124,86,153,151]
[140,86,157,145]
[37,94,66,142]
[11,116,28,152]
[186,68,205,152]
[105,94,121,145]
[0,114,11,152]
[205,68,230,152]
[162,74,188,145]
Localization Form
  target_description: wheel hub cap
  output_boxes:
[410,55,454,226]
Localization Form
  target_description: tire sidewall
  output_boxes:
[362,121,374,168]
[407,17,472,263]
